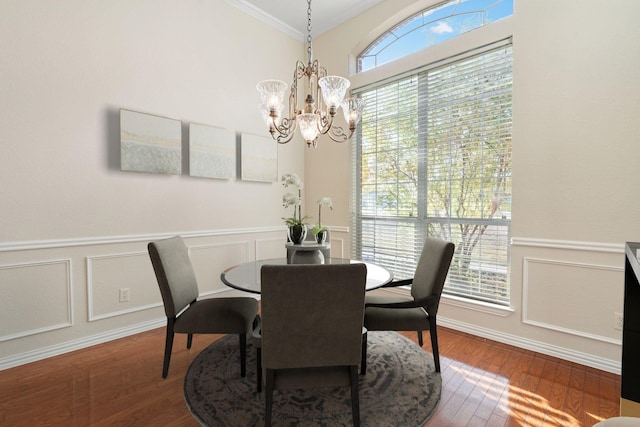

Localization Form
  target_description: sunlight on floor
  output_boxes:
[449,363,590,426]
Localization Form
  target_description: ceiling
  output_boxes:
[226,0,384,40]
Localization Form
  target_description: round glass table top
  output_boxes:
[220,258,393,294]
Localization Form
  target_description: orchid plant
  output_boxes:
[312,197,333,235]
[281,173,310,227]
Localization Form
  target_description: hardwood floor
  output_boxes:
[0,327,620,426]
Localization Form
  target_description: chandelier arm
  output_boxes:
[325,124,350,143]
[273,117,297,144]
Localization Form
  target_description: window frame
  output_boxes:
[351,36,513,308]
[357,0,514,73]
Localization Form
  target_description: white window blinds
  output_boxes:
[352,40,512,305]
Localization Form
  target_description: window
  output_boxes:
[358,0,513,72]
[352,40,512,306]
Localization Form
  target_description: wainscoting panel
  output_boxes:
[0,259,72,341]
[255,237,287,261]
[190,241,249,295]
[523,257,624,344]
[87,252,161,321]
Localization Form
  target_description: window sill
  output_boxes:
[375,286,514,317]
[441,294,514,317]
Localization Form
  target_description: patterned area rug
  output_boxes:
[184,331,441,426]
[184,331,442,427]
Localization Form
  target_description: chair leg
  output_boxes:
[360,331,367,375]
[417,330,424,346]
[350,366,361,427]
[186,333,193,349]
[162,318,175,379]
[256,347,262,393]
[429,317,440,373]
[265,369,275,427]
[239,333,247,377]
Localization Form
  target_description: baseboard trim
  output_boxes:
[0,318,164,371]
[439,317,621,375]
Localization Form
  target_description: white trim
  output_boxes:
[0,319,164,371]
[512,237,624,254]
[522,257,623,345]
[0,226,284,252]
[86,251,159,322]
[441,294,514,317]
[439,317,621,374]
[222,0,303,40]
[254,237,283,261]
[0,259,73,342]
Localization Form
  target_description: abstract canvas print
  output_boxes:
[189,123,235,179]
[120,109,182,174]
[240,133,277,182]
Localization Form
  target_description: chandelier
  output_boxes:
[256,0,365,148]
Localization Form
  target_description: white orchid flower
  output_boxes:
[281,172,303,189]
[318,197,333,209]
[282,192,300,208]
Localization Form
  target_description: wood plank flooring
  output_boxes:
[0,327,620,426]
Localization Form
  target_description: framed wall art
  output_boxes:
[120,109,182,174]
[189,123,235,179]
[240,133,277,183]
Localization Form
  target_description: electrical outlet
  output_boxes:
[119,288,130,303]
[614,312,624,330]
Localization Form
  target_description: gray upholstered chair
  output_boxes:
[363,237,454,373]
[593,418,640,427]
[148,236,258,379]
[259,263,367,427]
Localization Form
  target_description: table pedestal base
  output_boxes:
[291,250,325,264]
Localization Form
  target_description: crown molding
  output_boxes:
[223,0,304,41]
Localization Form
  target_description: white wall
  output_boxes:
[0,0,329,367]
[3,0,640,374]
[308,0,640,373]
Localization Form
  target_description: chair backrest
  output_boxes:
[410,237,455,313]
[260,263,367,370]
[148,236,199,318]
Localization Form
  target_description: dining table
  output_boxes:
[220,257,393,294]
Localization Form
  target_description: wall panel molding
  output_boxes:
[522,257,623,345]
[0,259,73,342]
[512,237,624,253]
[189,241,250,296]
[87,251,163,321]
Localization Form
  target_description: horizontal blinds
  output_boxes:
[352,41,512,305]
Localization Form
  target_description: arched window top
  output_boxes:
[357,0,513,72]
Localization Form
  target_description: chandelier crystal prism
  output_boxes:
[256,0,364,148]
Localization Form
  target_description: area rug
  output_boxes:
[184,331,441,427]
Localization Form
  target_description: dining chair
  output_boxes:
[363,237,454,373]
[258,263,367,427]
[148,236,258,379]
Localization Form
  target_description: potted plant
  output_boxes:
[312,197,333,244]
[281,173,310,244]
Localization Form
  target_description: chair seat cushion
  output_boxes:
[174,297,258,334]
[364,295,429,331]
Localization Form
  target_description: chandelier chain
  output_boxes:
[306,0,312,63]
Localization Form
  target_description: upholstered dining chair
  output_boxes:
[363,237,454,373]
[259,263,367,427]
[148,236,258,379]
